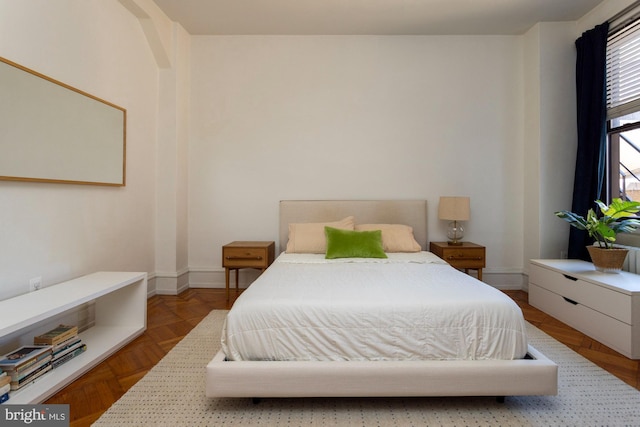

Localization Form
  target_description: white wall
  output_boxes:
[188,35,525,287]
[523,25,543,268]
[155,23,191,294]
[0,0,158,299]
[523,22,580,273]
[538,23,583,259]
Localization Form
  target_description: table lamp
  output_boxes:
[438,196,470,246]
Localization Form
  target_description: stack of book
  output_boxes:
[34,325,86,370]
[0,369,10,402]
[0,345,53,391]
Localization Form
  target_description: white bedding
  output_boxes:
[221,252,528,362]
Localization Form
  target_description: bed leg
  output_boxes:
[252,398,262,404]
[496,396,505,403]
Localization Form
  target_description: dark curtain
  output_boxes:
[569,22,609,260]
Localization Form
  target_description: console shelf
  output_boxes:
[0,272,147,403]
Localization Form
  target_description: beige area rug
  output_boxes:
[94,310,640,426]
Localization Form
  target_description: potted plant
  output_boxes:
[555,198,640,272]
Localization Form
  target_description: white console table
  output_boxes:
[529,259,640,359]
[0,272,147,403]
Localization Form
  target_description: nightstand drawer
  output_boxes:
[441,248,485,269]
[429,242,486,280]
[223,247,269,268]
[222,241,275,269]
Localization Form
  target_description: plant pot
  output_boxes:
[586,246,629,273]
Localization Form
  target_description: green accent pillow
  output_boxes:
[324,226,388,259]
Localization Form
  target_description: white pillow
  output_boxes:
[286,216,355,253]
[354,223,421,252]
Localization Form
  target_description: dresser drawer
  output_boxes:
[530,283,634,356]
[529,263,631,324]
[223,247,270,269]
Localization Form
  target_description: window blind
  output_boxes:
[607,17,640,119]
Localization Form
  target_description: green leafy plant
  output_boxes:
[555,198,640,249]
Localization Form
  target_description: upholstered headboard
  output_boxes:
[279,200,428,252]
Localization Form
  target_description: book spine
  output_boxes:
[52,341,83,361]
[52,337,81,353]
[52,345,86,369]
[34,328,78,346]
[0,357,38,373]
[10,364,51,390]
[11,356,52,381]
[11,349,52,374]
[0,347,53,373]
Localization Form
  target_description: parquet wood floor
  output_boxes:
[43,289,640,427]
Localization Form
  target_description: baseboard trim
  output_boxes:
[154,268,190,295]
[482,270,527,290]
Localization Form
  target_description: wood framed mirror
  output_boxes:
[0,56,126,186]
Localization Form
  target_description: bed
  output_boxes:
[206,200,557,399]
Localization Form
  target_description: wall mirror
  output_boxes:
[0,56,126,186]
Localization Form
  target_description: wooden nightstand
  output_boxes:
[429,241,486,281]
[222,241,275,301]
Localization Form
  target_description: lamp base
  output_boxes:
[446,221,464,245]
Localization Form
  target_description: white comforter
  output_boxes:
[221,252,528,361]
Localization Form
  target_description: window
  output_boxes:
[607,15,640,202]
[607,115,640,202]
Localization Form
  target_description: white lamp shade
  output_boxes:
[438,197,470,221]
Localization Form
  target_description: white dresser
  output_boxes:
[529,259,640,359]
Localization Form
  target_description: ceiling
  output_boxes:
[152,0,604,36]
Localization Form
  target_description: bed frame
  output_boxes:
[206,200,558,399]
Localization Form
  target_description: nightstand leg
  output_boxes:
[235,269,239,293]
[464,268,483,281]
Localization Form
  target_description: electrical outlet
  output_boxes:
[29,276,42,292]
